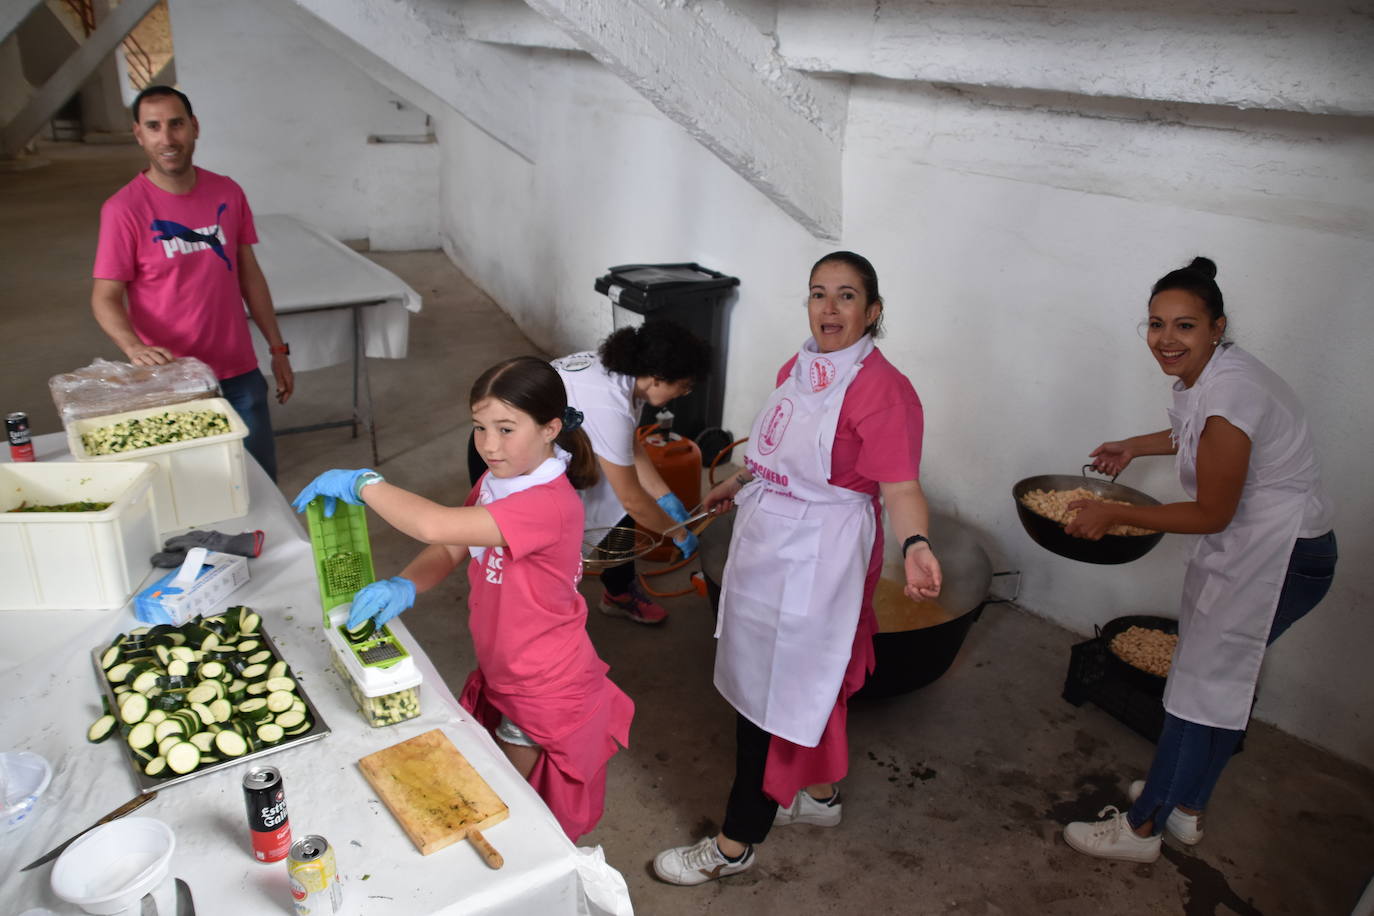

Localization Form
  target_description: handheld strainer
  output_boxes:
[582,507,713,570]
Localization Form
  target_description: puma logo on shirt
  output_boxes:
[150,202,231,269]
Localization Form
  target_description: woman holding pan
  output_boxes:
[1062,256,1337,862]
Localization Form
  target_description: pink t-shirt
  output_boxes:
[777,345,924,493]
[93,168,259,380]
[465,475,604,695]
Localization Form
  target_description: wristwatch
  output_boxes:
[269,343,290,355]
[902,534,931,556]
[354,470,385,499]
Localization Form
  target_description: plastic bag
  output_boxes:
[49,357,219,428]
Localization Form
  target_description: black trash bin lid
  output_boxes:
[604,263,738,292]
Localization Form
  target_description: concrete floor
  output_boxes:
[4,142,1372,915]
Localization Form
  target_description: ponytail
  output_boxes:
[557,427,599,490]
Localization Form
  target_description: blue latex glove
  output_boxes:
[674,530,699,560]
[291,468,376,518]
[347,576,416,629]
[656,493,698,559]
[655,492,690,524]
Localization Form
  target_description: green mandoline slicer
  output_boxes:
[304,499,412,670]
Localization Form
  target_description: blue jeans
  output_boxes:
[1128,530,1337,832]
[220,370,277,482]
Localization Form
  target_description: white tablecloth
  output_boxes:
[250,215,423,374]
[0,436,632,916]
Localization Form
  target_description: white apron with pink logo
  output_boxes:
[714,336,876,747]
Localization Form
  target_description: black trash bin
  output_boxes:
[594,263,738,443]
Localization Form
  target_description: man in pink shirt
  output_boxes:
[92,86,293,480]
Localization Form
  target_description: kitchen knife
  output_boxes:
[19,791,156,871]
[175,877,196,916]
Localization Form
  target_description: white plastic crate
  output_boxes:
[67,397,250,534]
[0,462,159,610]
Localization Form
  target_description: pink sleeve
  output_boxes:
[236,184,258,246]
[776,356,797,388]
[92,196,137,282]
[852,399,924,482]
[484,487,563,561]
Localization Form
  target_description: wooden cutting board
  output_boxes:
[359,728,509,856]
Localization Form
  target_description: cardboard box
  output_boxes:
[135,549,250,625]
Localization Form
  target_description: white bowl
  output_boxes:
[51,816,175,915]
[1,751,52,831]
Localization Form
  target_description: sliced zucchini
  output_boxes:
[256,723,284,745]
[246,682,269,697]
[190,731,216,753]
[165,741,202,774]
[87,714,118,743]
[265,691,294,714]
[130,669,162,695]
[273,709,306,731]
[245,650,273,666]
[153,718,185,742]
[209,698,232,723]
[213,730,248,758]
[264,677,296,694]
[106,661,136,684]
[267,660,290,680]
[100,645,123,670]
[236,639,261,653]
[240,663,269,681]
[144,709,168,725]
[118,693,148,724]
[127,721,157,750]
[186,683,218,705]
[157,735,181,756]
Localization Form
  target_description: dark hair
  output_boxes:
[132,86,194,124]
[469,357,599,489]
[810,250,885,338]
[598,320,712,383]
[1150,256,1225,324]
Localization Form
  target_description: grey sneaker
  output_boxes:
[653,837,755,886]
[774,787,842,827]
[1063,806,1162,863]
[1128,780,1204,845]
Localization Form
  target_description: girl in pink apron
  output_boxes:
[1061,257,1337,862]
[293,356,634,841]
[654,252,943,885]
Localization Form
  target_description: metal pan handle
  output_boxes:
[1082,463,1120,484]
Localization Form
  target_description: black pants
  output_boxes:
[470,431,637,594]
[721,713,780,845]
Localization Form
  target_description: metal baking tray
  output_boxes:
[90,626,331,794]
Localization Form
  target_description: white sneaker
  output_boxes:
[1063,806,1162,863]
[774,787,842,827]
[653,837,755,886]
[1128,780,1204,845]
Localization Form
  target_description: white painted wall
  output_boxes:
[434,50,1374,766]
[156,0,1374,766]
[165,0,438,249]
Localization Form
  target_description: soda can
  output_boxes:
[243,765,291,862]
[6,412,35,462]
[288,834,344,915]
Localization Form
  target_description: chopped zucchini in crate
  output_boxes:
[332,655,421,727]
[80,409,231,455]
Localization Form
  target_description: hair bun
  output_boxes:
[1186,256,1218,279]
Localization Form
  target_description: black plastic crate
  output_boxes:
[1063,636,1246,753]
[1060,637,1247,752]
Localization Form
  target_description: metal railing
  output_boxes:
[62,0,158,89]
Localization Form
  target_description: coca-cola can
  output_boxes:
[244,765,291,862]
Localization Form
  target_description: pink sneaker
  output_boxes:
[600,582,668,625]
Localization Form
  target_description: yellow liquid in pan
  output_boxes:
[873,577,955,634]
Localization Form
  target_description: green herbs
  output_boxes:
[82,409,231,455]
[9,500,112,512]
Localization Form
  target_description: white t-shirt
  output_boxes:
[1171,344,1333,538]
[552,352,643,530]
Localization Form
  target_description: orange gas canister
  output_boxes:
[638,422,701,562]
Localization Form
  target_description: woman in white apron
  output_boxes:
[467,321,712,624]
[654,252,943,885]
[1062,257,1337,863]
